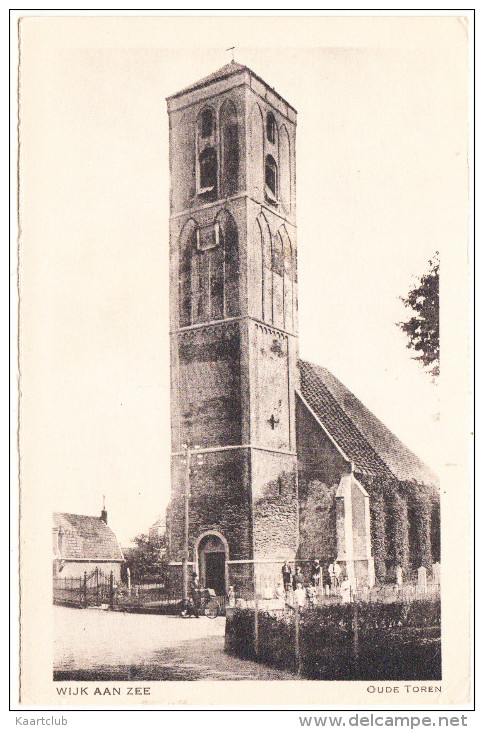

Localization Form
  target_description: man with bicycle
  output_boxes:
[188,571,201,617]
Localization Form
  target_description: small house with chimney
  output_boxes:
[53,506,124,581]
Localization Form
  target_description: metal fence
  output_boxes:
[53,568,115,608]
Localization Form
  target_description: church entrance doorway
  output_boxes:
[197,533,227,596]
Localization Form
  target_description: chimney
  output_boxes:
[101,495,107,524]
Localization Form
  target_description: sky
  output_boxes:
[19,16,469,545]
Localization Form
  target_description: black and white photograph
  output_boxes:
[15,12,472,708]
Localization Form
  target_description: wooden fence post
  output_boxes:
[294,603,301,676]
[352,601,359,679]
[83,571,87,607]
[254,594,259,659]
[109,571,115,610]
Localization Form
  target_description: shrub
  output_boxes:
[225,599,441,680]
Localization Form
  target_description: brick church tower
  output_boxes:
[165,62,439,599]
[166,62,299,596]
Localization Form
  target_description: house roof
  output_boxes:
[167,61,297,112]
[53,512,124,562]
[298,360,438,488]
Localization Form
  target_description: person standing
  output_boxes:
[282,561,292,591]
[333,561,342,588]
[328,562,336,590]
[311,559,322,587]
[340,574,352,603]
[293,566,305,590]
[294,583,307,609]
[189,571,201,617]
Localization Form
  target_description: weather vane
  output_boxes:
[226,46,235,63]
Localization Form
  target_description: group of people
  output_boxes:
[187,560,353,616]
[281,560,343,591]
[281,560,352,605]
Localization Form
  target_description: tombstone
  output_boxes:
[395,565,403,586]
[432,562,441,585]
[417,566,428,589]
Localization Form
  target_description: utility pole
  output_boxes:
[182,444,191,603]
[181,444,204,601]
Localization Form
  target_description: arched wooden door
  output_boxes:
[197,533,227,596]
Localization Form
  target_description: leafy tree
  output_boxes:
[398,253,439,380]
[123,532,167,582]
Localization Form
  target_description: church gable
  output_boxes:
[298,360,438,489]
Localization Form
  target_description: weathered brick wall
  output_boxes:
[249,323,292,451]
[177,322,242,449]
[252,451,298,554]
[169,448,252,562]
[296,395,349,561]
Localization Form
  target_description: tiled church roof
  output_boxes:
[298,360,438,488]
[53,512,124,562]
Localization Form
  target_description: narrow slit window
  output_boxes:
[200,108,214,138]
[199,147,217,192]
[266,112,276,144]
[265,154,278,204]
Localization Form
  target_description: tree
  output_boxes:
[397,253,439,380]
[123,532,167,582]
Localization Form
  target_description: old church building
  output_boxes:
[165,62,439,597]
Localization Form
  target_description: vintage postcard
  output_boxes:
[15,13,473,708]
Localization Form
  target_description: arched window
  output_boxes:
[266,112,276,144]
[249,103,264,199]
[200,108,214,139]
[279,125,291,213]
[199,147,217,192]
[265,154,278,205]
[220,100,239,197]
[178,220,198,327]
[272,231,284,328]
[178,213,239,326]
[279,226,294,332]
[217,210,239,318]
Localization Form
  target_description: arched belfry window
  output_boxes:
[220,100,239,198]
[266,112,276,144]
[217,210,240,318]
[197,107,217,200]
[257,212,272,324]
[200,108,214,138]
[199,148,217,192]
[178,219,198,327]
[265,154,278,205]
[279,226,295,332]
[178,213,239,326]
